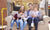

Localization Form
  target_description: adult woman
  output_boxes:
[20,5,27,28]
[17,5,27,29]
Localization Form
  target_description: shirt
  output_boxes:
[21,11,27,19]
[29,10,41,17]
[18,13,22,19]
[24,11,27,17]
[27,10,30,16]
[29,10,34,16]
[33,11,41,17]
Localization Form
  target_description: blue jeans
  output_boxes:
[27,17,32,30]
[34,17,39,30]
[10,20,17,29]
[17,19,23,30]
[23,21,27,28]
[17,20,27,29]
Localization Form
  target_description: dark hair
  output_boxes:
[18,10,22,14]
[28,3,33,6]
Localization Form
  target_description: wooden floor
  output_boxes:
[5,16,50,30]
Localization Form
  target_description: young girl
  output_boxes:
[17,10,23,30]
[17,10,27,30]
[33,7,41,30]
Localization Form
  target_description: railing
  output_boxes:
[1,8,7,30]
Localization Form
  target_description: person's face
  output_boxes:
[34,8,37,11]
[29,5,33,10]
[21,6,25,10]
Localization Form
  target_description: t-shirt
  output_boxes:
[29,10,41,17]
[24,11,27,17]
[33,11,41,17]
[33,11,39,16]
[18,14,22,19]
[29,10,34,16]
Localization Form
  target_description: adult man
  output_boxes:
[27,3,34,30]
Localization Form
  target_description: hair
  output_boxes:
[28,3,33,6]
[20,5,25,13]
[18,10,22,14]
[34,7,37,9]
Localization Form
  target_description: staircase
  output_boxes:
[5,11,50,30]
[5,14,50,30]
[0,0,7,25]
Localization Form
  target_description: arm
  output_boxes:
[32,11,39,17]
[13,17,15,20]
[37,11,41,17]
[31,15,37,17]
[24,11,27,17]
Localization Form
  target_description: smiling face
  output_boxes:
[28,4,33,10]
[34,8,37,11]
[20,5,25,11]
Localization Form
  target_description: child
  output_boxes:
[17,10,27,29]
[17,10,24,30]
[22,12,27,28]
[10,13,18,30]
[33,7,41,30]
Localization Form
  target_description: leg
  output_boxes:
[34,17,39,30]
[16,20,19,29]
[10,20,14,29]
[19,19,23,30]
[27,17,32,30]
[23,21,27,28]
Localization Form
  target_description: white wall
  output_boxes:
[48,0,50,4]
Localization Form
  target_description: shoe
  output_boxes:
[17,28,19,30]
[10,29,12,30]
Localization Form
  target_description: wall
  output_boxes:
[7,2,11,16]
[0,0,7,25]
[48,0,50,4]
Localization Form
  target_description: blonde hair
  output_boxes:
[34,7,37,9]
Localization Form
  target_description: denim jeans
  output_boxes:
[27,17,32,30]
[34,17,39,30]
[23,21,27,28]
[17,19,23,30]
[10,20,17,29]
[10,19,23,30]
[17,19,27,30]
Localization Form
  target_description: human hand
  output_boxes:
[13,17,15,20]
